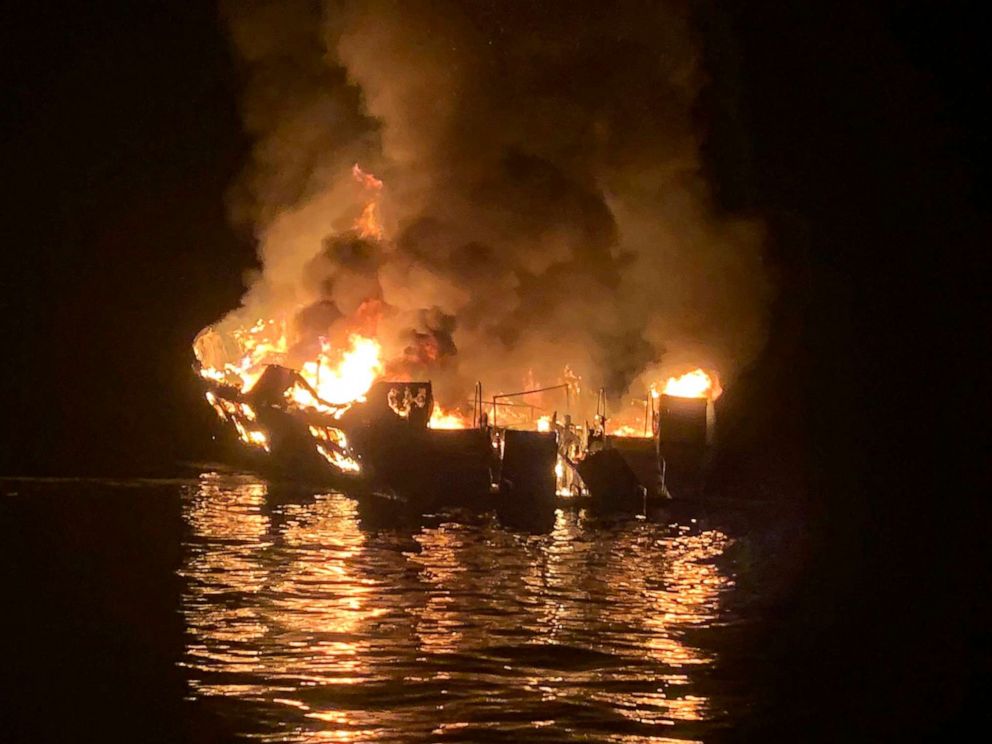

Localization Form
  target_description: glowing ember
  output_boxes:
[308,424,351,450]
[536,415,552,432]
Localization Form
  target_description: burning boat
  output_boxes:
[192,164,724,512]
[195,330,719,513]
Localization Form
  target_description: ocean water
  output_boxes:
[2,473,797,742]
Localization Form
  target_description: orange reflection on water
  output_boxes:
[527,509,732,724]
[179,474,736,741]
[267,496,381,688]
[182,475,271,663]
[181,476,371,741]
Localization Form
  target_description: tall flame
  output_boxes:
[194,165,388,413]
[352,163,383,240]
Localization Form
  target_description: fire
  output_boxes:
[610,424,644,438]
[194,319,286,394]
[309,425,362,474]
[194,163,386,411]
[194,162,724,478]
[300,334,383,405]
[604,368,721,437]
[655,369,721,400]
[352,163,383,240]
[351,163,383,191]
[428,404,468,430]
[204,392,269,451]
[196,326,383,412]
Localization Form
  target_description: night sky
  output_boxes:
[0,1,986,736]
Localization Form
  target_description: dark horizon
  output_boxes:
[1,1,986,740]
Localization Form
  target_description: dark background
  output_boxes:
[0,0,985,739]
[1,2,249,477]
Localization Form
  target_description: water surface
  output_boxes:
[178,472,766,742]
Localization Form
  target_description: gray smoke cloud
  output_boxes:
[210,0,771,415]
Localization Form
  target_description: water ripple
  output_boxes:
[179,472,740,741]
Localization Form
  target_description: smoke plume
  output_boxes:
[211,0,770,412]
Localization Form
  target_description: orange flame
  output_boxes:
[196,325,383,413]
[610,424,644,438]
[654,369,721,400]
[351,163,383,191]
[195,164,723,467]
[309,425,362,473]
[352,164,383,240]
[428,404,469,430]
[606,368,721,437]
[300,334,383,405]
[204,391,270,451]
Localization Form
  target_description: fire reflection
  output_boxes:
[180,474,735,741]
[180,475,377,740]
[527,509,731,724]
[182,474,271,670]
